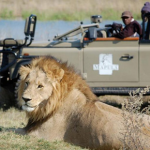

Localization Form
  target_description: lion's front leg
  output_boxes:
[14,128,27,135]
[5,127,27,135]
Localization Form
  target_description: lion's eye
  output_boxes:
[25,82,28,88]
[37,84,43,89]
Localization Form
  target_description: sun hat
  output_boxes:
[141,2,150,12]
[121,11,133,18]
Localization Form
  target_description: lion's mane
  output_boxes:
[17,56,97,132]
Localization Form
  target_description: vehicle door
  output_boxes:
[83,38,139,84]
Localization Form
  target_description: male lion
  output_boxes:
[16,56,150,150]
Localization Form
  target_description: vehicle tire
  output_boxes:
[14,77,21,109]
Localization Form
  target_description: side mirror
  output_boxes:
[24,14,37,38]
[24,14,37,46]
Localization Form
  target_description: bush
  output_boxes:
[121,86,150,150]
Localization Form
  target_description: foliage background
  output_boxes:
[0,0,148,21]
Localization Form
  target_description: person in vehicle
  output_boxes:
[112,11,142,39]
[141,2,150,39]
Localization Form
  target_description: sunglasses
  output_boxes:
[122,17,130,19]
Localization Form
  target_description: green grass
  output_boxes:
[21,10,93,21]
[0,108,88,150]
[19,9,143,21]
[0,132,87,150]
[0,9,14,19]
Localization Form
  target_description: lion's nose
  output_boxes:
[22,97,32,102]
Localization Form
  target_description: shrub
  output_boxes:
[121,86,150,150]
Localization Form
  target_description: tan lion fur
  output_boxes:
[15,56,150,150]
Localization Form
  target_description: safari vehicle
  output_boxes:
[0,13,150,95]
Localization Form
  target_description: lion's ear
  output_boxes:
[51,68,64,89]
[55,68,64,81]
[19,66,31,80]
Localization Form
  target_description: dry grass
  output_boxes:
[0,0,148,20]
[0,108,88,150]
[0,108,27,128]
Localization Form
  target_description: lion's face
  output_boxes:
[18,67,54,112]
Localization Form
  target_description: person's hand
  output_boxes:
[112,22,123,33]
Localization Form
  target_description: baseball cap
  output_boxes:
[121,11,133,18]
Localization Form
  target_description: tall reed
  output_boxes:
[0,0,147,21]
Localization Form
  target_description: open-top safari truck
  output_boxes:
[0,13,150,96]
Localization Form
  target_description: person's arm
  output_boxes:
[113,24,135,39]
[134,21,143,39]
